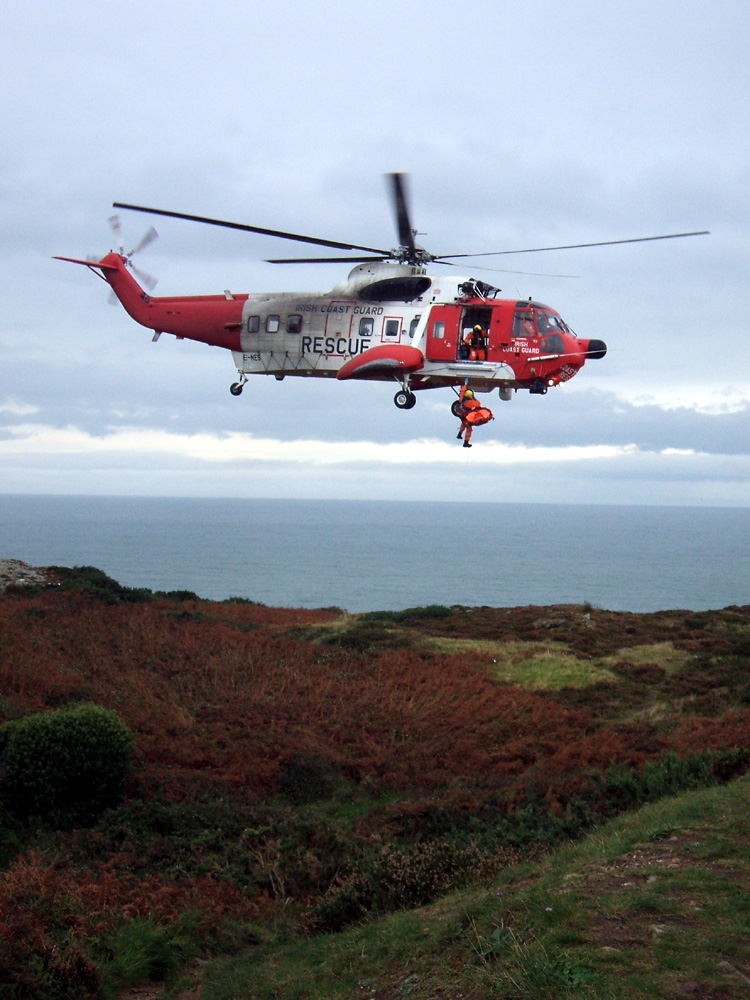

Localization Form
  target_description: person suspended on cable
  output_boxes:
[455,384,493,448]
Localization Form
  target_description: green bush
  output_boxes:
[359,604,453,624]
[99,916,197,994]
[155,588,200,601]
[49,565,152,604]
[278,755,338,804]
[602,749,737,814]
[1,703,134,825]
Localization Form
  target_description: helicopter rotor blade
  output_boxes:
[129,225,159,257]
[108,214,125,254]
[114,194,708,271]
[436,260,581,277]
[389,172,417,258]
[266,255,390,264]
[434,230,710,260]
[113,202,392,256]
[131,263,158,291]
[265,254,578,276]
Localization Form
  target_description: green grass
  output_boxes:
[424,637,618,689]
[601,641,691,674]
[199,775,750,1000]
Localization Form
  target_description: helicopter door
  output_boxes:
[458,307,492,360]
[425,305,461,361]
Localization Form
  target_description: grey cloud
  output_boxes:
[1,0,748,502]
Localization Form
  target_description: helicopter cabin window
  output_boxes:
[512,311,536,338]
[287,314,303,334]
[432,321,445,339]
[408,316,421,339]
[384,319,400,340]
[247,315,260,334]
[266,315,280,333]
[359,317,374,337]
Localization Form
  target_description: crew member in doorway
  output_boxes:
[464,324,487,361]
[455,385,493,448]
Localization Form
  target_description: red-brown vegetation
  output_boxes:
[0,590,596,796]
[1,580,749,996]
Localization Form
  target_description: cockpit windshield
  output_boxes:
[513,307,572,338]
[536,310,569,334]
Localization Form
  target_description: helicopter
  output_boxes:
[56,174,708,411]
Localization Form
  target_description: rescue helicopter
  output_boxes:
[56,174,708,411]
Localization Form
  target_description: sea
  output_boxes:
[0,495,748,613]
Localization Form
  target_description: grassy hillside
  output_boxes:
[202,776,750,1000]
[1,566,749,999]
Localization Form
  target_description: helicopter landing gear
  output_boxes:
[529,378,548,395]
[394,388,416,409]
[230,374,247,397]
[451,399,463,417]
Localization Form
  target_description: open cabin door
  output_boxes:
[425,305,461,361]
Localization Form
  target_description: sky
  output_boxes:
[1,0,748,505]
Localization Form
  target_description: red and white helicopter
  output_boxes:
[57,174,707,411]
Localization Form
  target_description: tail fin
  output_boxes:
[55,252,155,326]
[53,255,120,271]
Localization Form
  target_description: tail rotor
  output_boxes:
[108,214,159,291]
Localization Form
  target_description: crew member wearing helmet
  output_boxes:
[464,324,487,361]
[456,385,481,448]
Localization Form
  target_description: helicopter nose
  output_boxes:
[586,339,607,359]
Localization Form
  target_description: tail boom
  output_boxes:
[56,252,245,351]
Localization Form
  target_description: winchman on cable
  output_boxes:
[455,383,493,448]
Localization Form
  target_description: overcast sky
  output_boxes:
[1,0,748,505]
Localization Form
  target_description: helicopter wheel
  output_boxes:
[451,399,463,417]
[229,382,244,396]
[394,389,416,409]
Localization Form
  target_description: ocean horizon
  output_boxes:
[1,494,748,613]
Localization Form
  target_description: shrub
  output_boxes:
[311,839,505,932]
[359,604,453,624]
[642,750,714,798]
[99,916,196,993]
[49,565,152,604]
[318,621,396,652]
[278,755,338,804]
[708,745,750,781]
[221,596,266,606]
[601,749,736,816]
[602,760,647,810]
[1,703,134,825]
[155,588,200,601]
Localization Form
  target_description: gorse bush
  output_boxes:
[278,755,339,804]
[1,702,133,825]
[49,565,153,604]
[359,604,454,624]
[602,749,733,812]
[99,915,200,993]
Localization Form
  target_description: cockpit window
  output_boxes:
[513,311,535,337]
[537,310,567,333]
[541,333,565,354]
